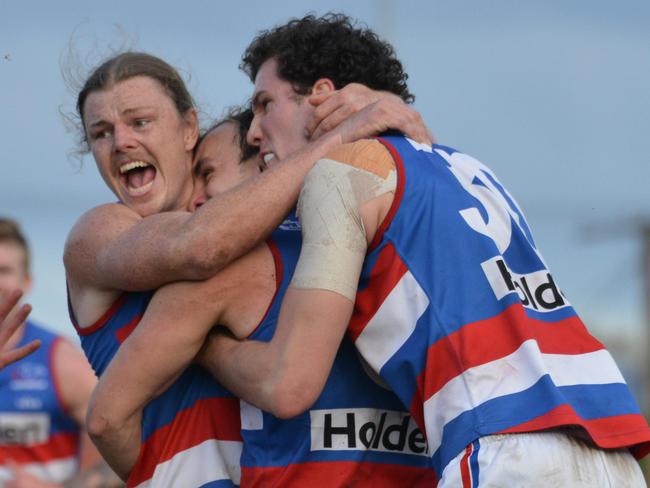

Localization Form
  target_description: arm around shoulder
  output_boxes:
[199,287,355,419]
[64,203,216,292]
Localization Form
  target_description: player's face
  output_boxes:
[0,243,31,301]
[247,58,312,165]
[83,76,198,217]
[190,123,262,211]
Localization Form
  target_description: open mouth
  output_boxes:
[119,161,156,196]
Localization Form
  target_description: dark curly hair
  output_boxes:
[241,13,414,103]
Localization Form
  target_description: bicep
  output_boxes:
[65,204,195,292]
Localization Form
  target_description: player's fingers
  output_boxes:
[404,112,432,144]
[311,104,359,140]
[308,93,355,137]
[307,90,332,107]
[308,82,373,110]
[0,290,22,321]
[307,95,335,136]
[428,129,437,145]
[333,102,382,144]
[384,102,432,145]
[0,340,40,369]
[0,303,31,346]
[308,84,379,137]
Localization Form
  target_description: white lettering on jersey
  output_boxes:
[432,149,567,310]
[436,150,526,254]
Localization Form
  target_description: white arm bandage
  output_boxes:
[291,156,396,301]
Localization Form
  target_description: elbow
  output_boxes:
[266,377,321,420]
[86,401,123,444]
[86,404,110,443]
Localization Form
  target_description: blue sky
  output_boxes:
[2,1,649,395]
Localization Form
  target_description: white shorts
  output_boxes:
[439,431,646,487]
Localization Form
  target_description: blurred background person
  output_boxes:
[0,218,121,487]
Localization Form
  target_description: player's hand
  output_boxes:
[330,95,435,146]
[5,459,60,488]
[308,83,387,140]
[0,290,40,370]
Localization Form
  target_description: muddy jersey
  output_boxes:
[239,213,435,487]
[346,135,650,479]
[71,291,242,487]
[0,322,80,485]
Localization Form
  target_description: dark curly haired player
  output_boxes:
[241,13,414,103]
[198,12,650,487]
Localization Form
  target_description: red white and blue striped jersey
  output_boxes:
[347,135,650,479]
[0,322,81,484]
[239,213,436,487]
[71,291,242,487]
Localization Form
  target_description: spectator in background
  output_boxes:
[0,218,121,487]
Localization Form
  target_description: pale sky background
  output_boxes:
[2,0,650,401]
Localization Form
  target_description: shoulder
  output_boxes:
[322,139,395,177]
[66,203,139,247]
[64,203,140,267]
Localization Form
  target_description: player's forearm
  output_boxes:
[88,315,203,436]
[200,290,349,419]
[172,132,343,277]
[86,346,168,473]
[198,332,296,417]
[87,366,141,481]
[86,350,150,448]
[86,359,142,480]
[66,131,337,291]
[87,286,217,469]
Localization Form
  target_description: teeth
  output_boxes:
[120,161,150,174]
[263,153,275,164]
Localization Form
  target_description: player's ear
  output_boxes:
[311,78,336,96]
[182,108,200,151]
